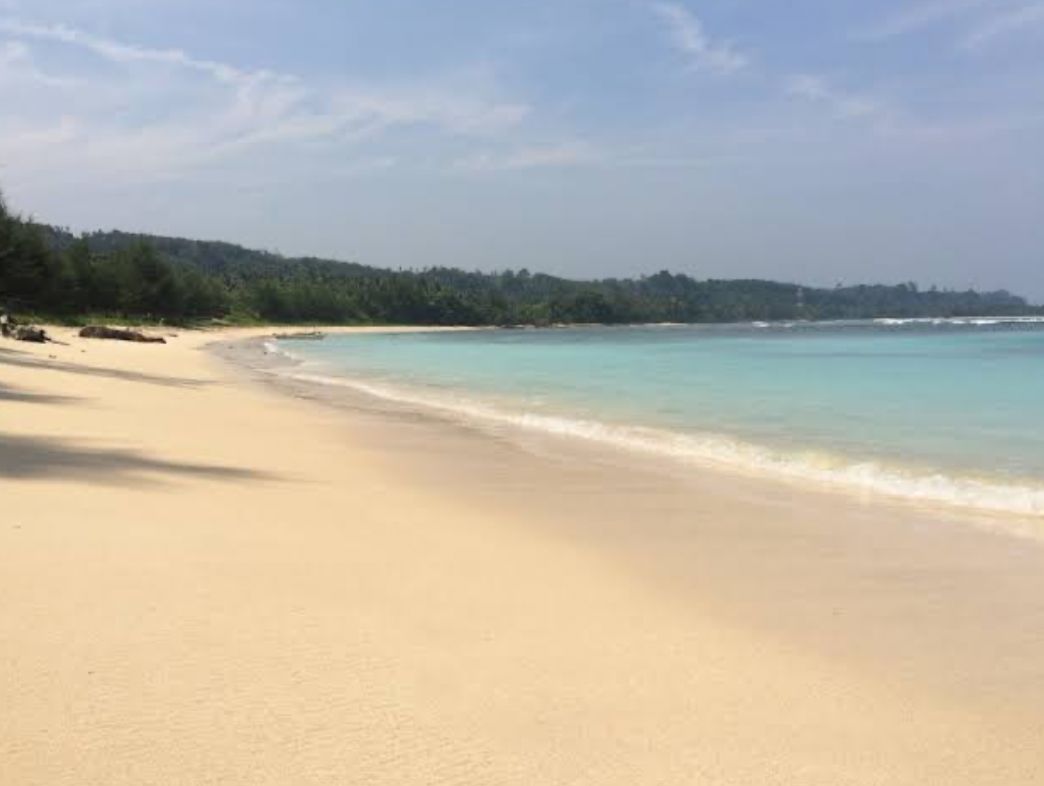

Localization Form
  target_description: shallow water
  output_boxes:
[273,319,1044,516]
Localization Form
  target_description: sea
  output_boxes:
[267,318,1044,518]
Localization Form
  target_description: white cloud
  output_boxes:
[859,0,1044,50]
[786,75,882,119]
[876,112,1044,144]
[0,19,260,84]
[454,142,597,172]
[0,37,79,88]
[962,2,1044,48]
[651,2,747,75]
[858,0,993,40]
[0,37,26,62]
[0,18,531,186]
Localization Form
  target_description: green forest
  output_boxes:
[1,190,1038,326]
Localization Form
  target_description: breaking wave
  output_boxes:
[281,368,1044,519]
[874,316,1044,327]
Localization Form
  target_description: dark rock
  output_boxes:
[78,326,166,344]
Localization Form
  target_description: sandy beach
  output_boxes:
[3,325,1044,785]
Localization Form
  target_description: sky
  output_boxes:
[0,1,1042,299]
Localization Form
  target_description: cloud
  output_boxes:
[858,0,993,40]
[0,37,79,88]
[0,37,26,62]
[785,75,882,119]
[453,142,597,172]
[0,17,531,186]
[0,17,529,134]
[876,112,1044,144]
[651,2,747,74]
[0,19,261,84]
[859,0,1044,50]
[962,2,1044,48]
[452,143,743,173]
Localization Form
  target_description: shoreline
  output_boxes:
[237,329,1044,533]
[218,330,1044,706]
[4,325,1044,784]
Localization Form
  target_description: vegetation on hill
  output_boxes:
[2,191,1037,326]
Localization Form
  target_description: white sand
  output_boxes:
[2,326,1043,785]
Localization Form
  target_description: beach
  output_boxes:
[3,326,1044,785]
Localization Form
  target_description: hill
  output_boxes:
[2,196,1036,326]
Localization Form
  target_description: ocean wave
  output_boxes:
[282,369,1044,519]
[874,316,1044,327]
[263,340,301,360]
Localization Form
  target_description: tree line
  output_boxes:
[2,191,1038,326]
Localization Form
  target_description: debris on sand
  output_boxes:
[78,326,167,344]
[11,325,49,343]
[1,313,50,343]
[272,331,325,340]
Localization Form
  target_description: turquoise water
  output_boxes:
[272,319,1044,515]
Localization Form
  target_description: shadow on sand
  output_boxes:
[0,433,277,487]
[1,344,273,487]
[0,381,80,405]
[0,346,211,389]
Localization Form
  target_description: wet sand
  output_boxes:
[2,326,1043,784]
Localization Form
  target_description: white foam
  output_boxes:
[283,369,1044,519]
[263,339,301,361]
[874,316,1044,327]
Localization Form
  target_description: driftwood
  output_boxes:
[12,325,49,343]
[1,313,49,342]
[78,326,167,344]
[272,331,325,340]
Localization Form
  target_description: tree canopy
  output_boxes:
[2,191,1037,326]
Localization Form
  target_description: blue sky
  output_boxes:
[0,1,1042,298]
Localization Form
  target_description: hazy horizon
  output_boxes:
[1,1,1042,299]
